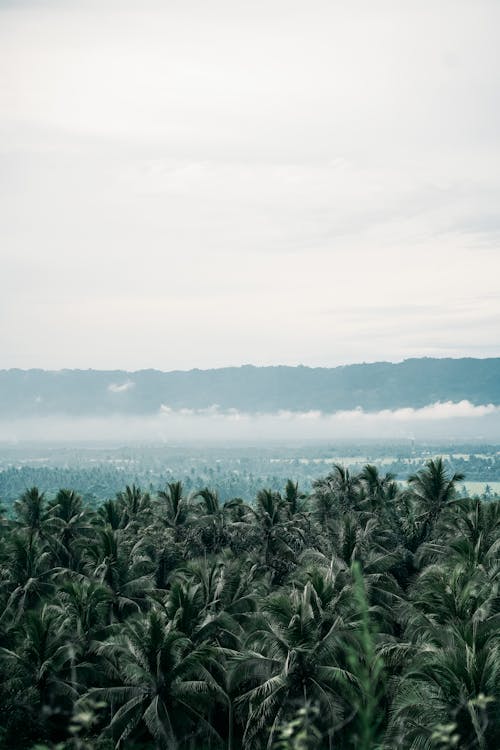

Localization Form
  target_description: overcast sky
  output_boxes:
[1,0,499,371]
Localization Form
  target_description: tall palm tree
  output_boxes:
[385,553,500,749]
[0,530,56,624]
[47,488,93,569]
[86,528,154,621]
[97,498,123,531]
[0,604,77,741]
[52,578,111,654]
[359,464,399,514]
[408,458,464,545]
[116,484,151,529]
[167,556,259,650]
[386,624,499,749]
[312,464,361,525]
[283,480,308,519]
[14,486,51,543]
[192,488,229,554]
[233,582,357,748]
[436,497,500,572]
[90,608,226,749]
[249,489,305,581]
[158,481,192,543]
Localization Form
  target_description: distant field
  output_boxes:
[462,481,500,496]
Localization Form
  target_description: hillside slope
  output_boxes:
[1,358,499,416]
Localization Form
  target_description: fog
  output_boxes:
[1,401,500,443]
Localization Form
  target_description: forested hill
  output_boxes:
[1,357,500,417]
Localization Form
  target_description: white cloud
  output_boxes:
[2,400,500,442]
[108,381,135,393]
[157,401,500,422]
[333,401,499,422]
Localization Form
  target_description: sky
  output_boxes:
[1,0,500,371]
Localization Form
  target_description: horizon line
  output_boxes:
[2,355,500,375]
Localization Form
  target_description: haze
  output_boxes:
[2,401,500,443]
[1,0,500,370]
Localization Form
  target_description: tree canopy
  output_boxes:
[0,459,498,749]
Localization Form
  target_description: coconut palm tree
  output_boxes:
[86,528,154,621]
[408,458,464,546]
[0,604,77,743]
[0,530,56,624]
[116,483,151,529]
[47,488,93,569]
[233,581,358,748]
[167,555,260,651]
[359,464,399,519]
[283,480,308,519]
[90,608,226,749]
[386,624,499,749]
[97,498,123,531]
[14,486,52,543]
[158,481,193,544]
[52,578,111,655]
[435,497,500,573]
[312,464,361,524]
[191,488,229,554]
[248,489,305,581]
[385,551,500,749]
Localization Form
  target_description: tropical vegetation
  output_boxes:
[0,459,498,749]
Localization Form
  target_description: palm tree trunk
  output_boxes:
[228,699,234,750]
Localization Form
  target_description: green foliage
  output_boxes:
[273,704,322,750]
[0,459,498,750]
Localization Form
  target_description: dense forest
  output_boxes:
[1,442,499,506]
[1,455,499,506]
[0,459,498,749]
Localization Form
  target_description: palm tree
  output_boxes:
[116,484,151,529]
[90,608,226,749]
[283,480,308,519]
[359,464,399,515]
[385,553,500,749]
[158,481,192,543]
[436,497,500,572]
[47,488,93,569]
[408,458,464,545]
[312,464,361,525]
[233,581,358,748]
[0,530,56,623]
[86,528,154,621]
[0,604,77,741]
[386,622,499,749]
[97,498,123,530]
[167,555,259,650]
[303,495,404,629]
[52,578,111,654]
[249,489,305,581]
[14,486,51,543]
[192,488,229,554]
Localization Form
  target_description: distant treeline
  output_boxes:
[1,452,499,505]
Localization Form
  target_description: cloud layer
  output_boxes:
[2,401,500,442]
[1,1,499,369]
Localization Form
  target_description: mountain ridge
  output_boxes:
[1,358,499,417]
